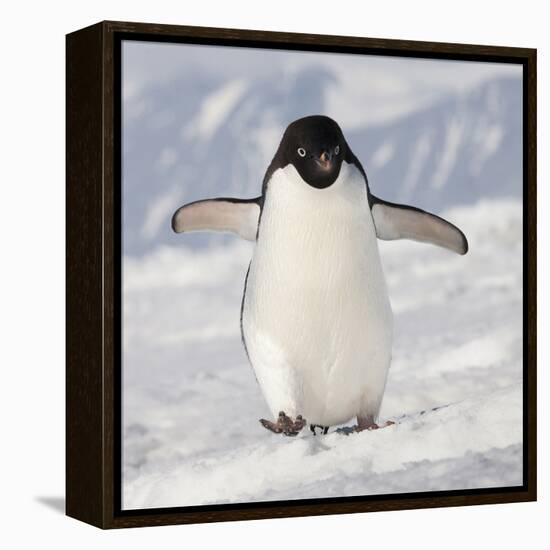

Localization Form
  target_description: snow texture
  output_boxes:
[122,198,523,509]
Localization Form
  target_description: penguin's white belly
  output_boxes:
[242,163,393,427]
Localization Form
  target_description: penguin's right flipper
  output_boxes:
[171,197,261,241]
[370,197,468,255]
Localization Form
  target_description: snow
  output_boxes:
[121,52,523,257]
[370,141,395,169]
[156,147,178,171]
[123,40,521,132]
[125,388,521,508]
[140,188,181,242]
[402,133,433,197]
[431,116,465,189]
[184,79,249,142]
[471,123,504,176]
[122,198,523,509]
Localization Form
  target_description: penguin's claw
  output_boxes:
[260,411,306,436]
[355,420,396,432]
[336,420,396,436]
[310,424,330,436]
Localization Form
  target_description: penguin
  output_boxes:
[172,115,468,437]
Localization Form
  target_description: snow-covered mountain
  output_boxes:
[350,77,522,211]
[123,73,521,256]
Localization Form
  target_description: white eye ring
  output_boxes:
[335,145,340,155]
[297,147,306,158]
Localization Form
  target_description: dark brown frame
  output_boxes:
[66,20,537,529]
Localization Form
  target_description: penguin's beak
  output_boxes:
[315,150,333,171]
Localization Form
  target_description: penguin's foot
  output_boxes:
[310,424,329,436]
[354,420,395,432]
[260,411,306,436]
[336,419,395,435]
[355,419,396,432]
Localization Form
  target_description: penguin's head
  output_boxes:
[279,115,347,189]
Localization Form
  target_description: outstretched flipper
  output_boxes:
[370,196,468,255]
[171,197,261,241]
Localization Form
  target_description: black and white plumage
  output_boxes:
[172,115,468,435]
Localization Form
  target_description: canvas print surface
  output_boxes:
[121,40,523,509]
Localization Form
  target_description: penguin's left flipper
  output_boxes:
[171,197,261,241]
[260,411,306,436]
[371,196,468,255]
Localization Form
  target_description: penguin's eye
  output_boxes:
[297,147,306,158]
[334,145,340,155]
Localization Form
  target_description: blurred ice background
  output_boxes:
[121,40,523,509]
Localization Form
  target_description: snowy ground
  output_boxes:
[122,198,523,509]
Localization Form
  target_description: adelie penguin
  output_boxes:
[172,115,468,437]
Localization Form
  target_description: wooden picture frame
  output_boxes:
[66,20,537,529]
